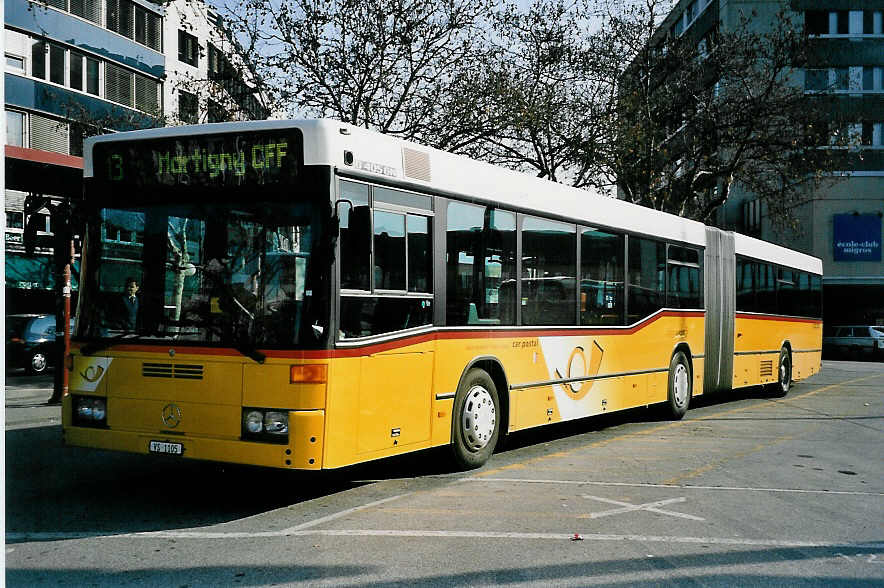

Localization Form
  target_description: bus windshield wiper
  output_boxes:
[81,332,141,356]
[163,319,265,364]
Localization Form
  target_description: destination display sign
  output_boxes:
[91,129,303,190]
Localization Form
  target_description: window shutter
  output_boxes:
[105,63,134,107]
[71,0,101,24]
[135,75,160,113]
[30,114,70,154]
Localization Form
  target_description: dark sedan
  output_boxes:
[6,314,63,375]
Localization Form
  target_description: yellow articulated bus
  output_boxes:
[65,120,822,470]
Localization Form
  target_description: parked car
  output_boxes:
[6,314,64,375]
[823,325,884,360]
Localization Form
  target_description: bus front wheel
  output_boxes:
[665,351,692,420]
[451,368,500,470]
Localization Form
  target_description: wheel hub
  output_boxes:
[32,353,47,372]
[461,385,496,451]
[673,364,689,407]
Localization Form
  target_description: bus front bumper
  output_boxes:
[63,409,325,470]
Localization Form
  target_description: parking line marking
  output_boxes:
[581,495,705,521]
[460,477,884,496]
[279,493,412,532]
[7,529,884,550]
[476,373,883,479]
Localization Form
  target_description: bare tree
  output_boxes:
[594,3,849,228]
[444,0,608,185]
[219,0,494,140]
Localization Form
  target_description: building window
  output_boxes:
[68,51,100,95]
[70,0,101,24]
[862,122,883,146]
[105,63,134,107]
[135,6,162,51]
[86,56,100,95]
[864,11,883,35]
[70,51,83,91]
[7,211,25,229]
[70,126,85,157]
[31,41,46,79]
[6,110,25,147]
[207,43,222,79]
[135,74,160,113]
[805,11,828,35]
[107,0,134,39]
[178,30,199,67]
[49,44,65,85]
[207,100,226,123]
[6,54,25,72]
[834,11,849,34]
[862,66,883,91]
[179,90,198,123]
[743,199,762,236]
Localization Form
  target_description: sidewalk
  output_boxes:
[4,372,62,430]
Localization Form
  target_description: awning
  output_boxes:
[5,253,79,291]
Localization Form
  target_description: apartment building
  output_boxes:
[647,0,883,325]
[4,0,265,313]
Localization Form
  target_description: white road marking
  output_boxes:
[5,493,412,543]
[280,493,412,532]
[6,528,884,550]
[582,494,705,521]
[462,477,884,497]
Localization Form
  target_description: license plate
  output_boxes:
[149,441,183,455]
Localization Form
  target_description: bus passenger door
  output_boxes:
[357,349,433,454]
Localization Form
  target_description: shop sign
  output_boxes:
[833,214,882,262]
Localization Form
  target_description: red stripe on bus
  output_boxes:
[71,310,705,359]
[734,313,822,324]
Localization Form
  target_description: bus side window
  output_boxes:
[581,227,624,325]
[522,216,577,326]
[340,181,371,291]
[666,245,701,309]
[756,263,777,315]
[445,202,515,326]
[627,237,665,323]
[736,257,755,312]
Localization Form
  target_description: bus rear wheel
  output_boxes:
[664,351,691,420]
[768,347,791,398]
[451,368,500,470]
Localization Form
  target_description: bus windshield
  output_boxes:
[76,199,331,351]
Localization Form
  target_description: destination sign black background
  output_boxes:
[90,129,303,192]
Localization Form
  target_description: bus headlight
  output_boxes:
[263,411,289,435]
[244,410,264,434]
[242,408,289,443]
[73,396,107,428]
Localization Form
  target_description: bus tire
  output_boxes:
[450,368,500,470]
[665,351,691,420]
[768,347,791,398]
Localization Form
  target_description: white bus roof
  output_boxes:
[734,233,822,275]
[84,119,822,273]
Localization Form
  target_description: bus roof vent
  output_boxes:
[402,147,431,182]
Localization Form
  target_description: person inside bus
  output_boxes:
[118,276,141,331]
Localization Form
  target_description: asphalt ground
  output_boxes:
[4,360,884,586]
